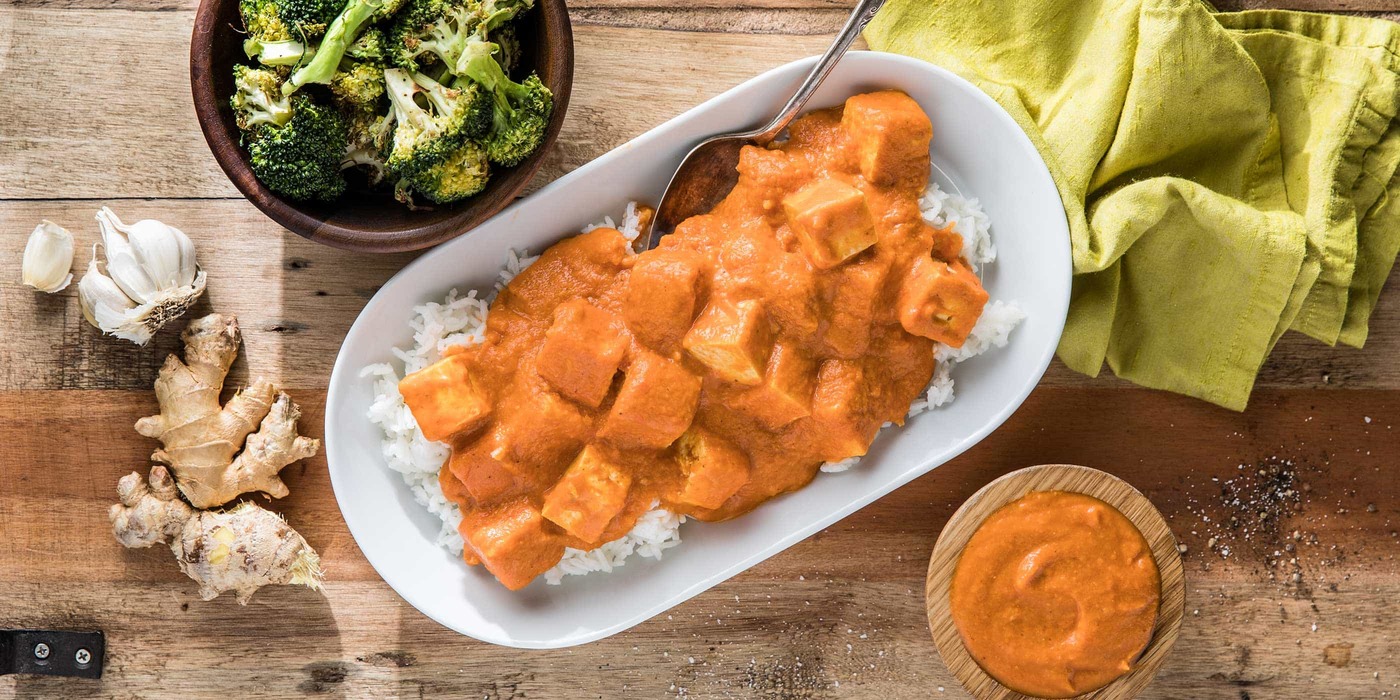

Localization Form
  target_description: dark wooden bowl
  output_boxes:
[190,0,574,253]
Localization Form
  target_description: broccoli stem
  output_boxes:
[283,0,381,95]
[245,38,312,66]
[458,41,510,109]
[411,72,460,117]
[384,68,431,133]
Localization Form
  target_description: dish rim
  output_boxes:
[324,50,1074,647]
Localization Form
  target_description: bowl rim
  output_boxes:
[324,50,1076,647]
[188,0,574,253]
[926,464,1187,700]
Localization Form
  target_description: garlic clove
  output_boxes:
[173,226,198,288]
[81,208,208,345]
[21,221,75,293]
[97,207,161,304]
[78,253,138,329]
[127,218,196,291]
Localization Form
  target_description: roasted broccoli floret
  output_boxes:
[458,38,551,167]
[491,23,520,76]
[239,0,341,43]
[385,0,474,72]
[346,27,389,65]
[330,61,386,111]
[386,0,531,73]
[397,139,490,203]
[244,37,314,67]
[383,68,491,174]
[244,95,350,201]
[284,0,409,95]
[239,0,338,72]
[343,109,394,185]
[231,64,294,130]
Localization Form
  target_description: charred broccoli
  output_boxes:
[239,0,338,70]
[382,67,490,173]
[346,26,389,65]
[458,37,551,167]
[283,0,409,95]
[343,110,395,185]
[330,61,386,111]
[231,65,294,130]
[243,95,350,201]
[231,0,542,205]
[385,0,531,73]
[396,139,490,203]
[239,0,342,42]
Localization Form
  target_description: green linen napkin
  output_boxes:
[866,0,1400,410]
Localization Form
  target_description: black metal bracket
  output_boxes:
[0,630,105,679]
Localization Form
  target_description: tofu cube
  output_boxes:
[398,352,492,443]
[733,342,816,430]
[841,90,933,186]
[782,178,877,270]
[682,299,772,385]
[897,257,989,348]
[597,352,702,450]
[542,445,632,543]
[463,500,565,591]
[491,383,591,482]
[624,249,705,351]
[810,359,878,461]
[675,427,751,510]
[823,260,887,358]
[535,299,628,407]
[447,439,521,504]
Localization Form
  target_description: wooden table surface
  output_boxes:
[3,0,1399,697]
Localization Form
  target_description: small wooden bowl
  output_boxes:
[189,0,574,252]
[926,464,1185,700]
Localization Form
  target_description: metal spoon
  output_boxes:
[642,0,889,250]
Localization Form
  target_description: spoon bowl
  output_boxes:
[643,0,888,249]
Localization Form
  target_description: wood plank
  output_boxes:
[5,4,1392,199]
[6,199,1400,392]
[0,12,835,200]
[0,387,1395,696]
[9,0,1398,16]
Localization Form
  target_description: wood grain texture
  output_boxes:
[3,0,1400,697]
[0,388,1396,698]
[4,199,1400,392]
[926,465,1185,699]
[0,14,837,200]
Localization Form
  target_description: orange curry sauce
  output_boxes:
[400,90,989,590]
[950,491,1162,698]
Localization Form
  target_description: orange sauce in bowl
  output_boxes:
[949,491,1160,698]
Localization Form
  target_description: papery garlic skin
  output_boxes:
[22,221,75,293]
[79,209,207,345]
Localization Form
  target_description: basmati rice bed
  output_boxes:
[362,177,1025,585]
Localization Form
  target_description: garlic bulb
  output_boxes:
[77,208,207,345]
[21,221,75,293]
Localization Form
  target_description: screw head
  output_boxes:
[75,648,92,665]
[33,643,50,660]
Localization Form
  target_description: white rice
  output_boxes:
[363,175,1023,582]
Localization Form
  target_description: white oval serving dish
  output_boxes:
[325,50,1072,648]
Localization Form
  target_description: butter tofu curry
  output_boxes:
[400,91,990,590]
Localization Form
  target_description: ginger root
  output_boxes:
[111,466,323,604]
[136,314,319,508]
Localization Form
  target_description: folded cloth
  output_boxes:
[866,0,1400,410]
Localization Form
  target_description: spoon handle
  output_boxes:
[750,0,889,144]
